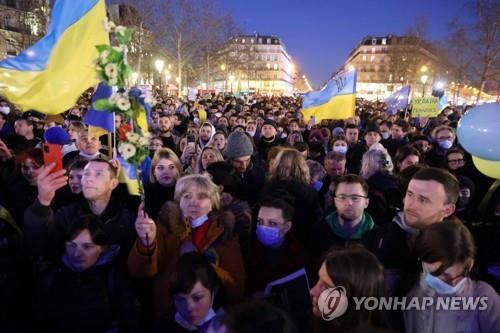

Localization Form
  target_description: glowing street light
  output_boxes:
[131,72,139,85]
[420,74,429,97]
[154,60,165,91]
[228,74,235,93]
[420,65,428,73]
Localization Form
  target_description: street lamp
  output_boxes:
[165,71,171,96]
[155,59,165,91]
[228,74,235,93]
[420,74,429,97]
[131,72,139,85]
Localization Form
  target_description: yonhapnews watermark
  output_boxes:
[318,287,489,321]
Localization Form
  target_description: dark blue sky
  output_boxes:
[220,0,466,88]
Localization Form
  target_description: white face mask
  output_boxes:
[333,146,348,154]
[0,106,10,115]
[247,131,256,137]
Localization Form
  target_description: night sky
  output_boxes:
[220,0,466,88]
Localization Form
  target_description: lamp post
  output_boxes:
[220,64,226,93]
[228,74,235,94]
[420,74,428,97]
[154,59,165,92]
[165,71,171,96]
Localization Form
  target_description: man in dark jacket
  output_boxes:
[225,131,266,207]
[363,167,459,296]
[23,158,136,264]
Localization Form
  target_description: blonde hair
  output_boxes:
[150,147,182,183]
[360,148,394,179]
[174,174,221,211]
[268,148,310,185]
[195,146,224,173]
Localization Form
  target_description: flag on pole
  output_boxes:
[301,70,357,122]
[385,85,410,115]
[83,82,115,138]
[0,0,108,114]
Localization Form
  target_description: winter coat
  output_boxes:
[23,197,137,264]
[33,246,141,333]
[127,202,245,317]
[144,181,175,221]
[243,234,309,295]
[405,276,500,333]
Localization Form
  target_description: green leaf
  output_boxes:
[95,44,111,53]
[93,98,113,111]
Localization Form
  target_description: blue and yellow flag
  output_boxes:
[0,0,108,115]
[302,70,357,122]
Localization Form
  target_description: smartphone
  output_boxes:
[187,134,196,149]
[42,143,63,174]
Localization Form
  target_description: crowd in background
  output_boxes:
[0,90,499,333]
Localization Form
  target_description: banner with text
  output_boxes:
[412,97,440,118]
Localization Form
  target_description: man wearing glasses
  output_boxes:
[312,174,375,255]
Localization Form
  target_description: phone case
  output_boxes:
[43,143,63,173]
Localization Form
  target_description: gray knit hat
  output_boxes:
[226,131,254,159]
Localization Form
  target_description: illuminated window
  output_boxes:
[273,63,278,70]
[382,38,387,45]
[370,55,375,62]
[362,55,367,61]
[371,47,375,53]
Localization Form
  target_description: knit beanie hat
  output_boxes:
[226,131,254,159]
[262,118,277,130]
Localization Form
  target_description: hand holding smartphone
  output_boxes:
[42,143,63,174]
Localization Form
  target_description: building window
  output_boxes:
[372,38,377,45]
[389,74,393,82]
[382,38,387,45]
[370,55,375,62]
[273,63,278,70]
[371,47,375,54]
[251,38,254,43]
[242,39,246,43]
[267,38,271,44]
[362,55,367,61]
[259,38,262,43]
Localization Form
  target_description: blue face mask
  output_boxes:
[256,225,284,248]
[312,180,323,192]
[333,146,348,154]
[438,139,453,150]
[381,132,390,140]
[424,272,467,295]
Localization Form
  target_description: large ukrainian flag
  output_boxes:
[302,70,357,122]
[0,0,108,115]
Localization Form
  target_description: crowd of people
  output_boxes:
[0,91,499,333]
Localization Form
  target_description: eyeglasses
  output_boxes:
[334,194,368,203]
[448,158,464,164]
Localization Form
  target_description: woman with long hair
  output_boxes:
[310,244,391,332]
[261,148,320,250]
[144,148,182,221]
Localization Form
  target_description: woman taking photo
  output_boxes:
[128,174,245,318]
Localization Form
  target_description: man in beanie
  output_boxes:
[226,131,265,206]
[257,118,280,164]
